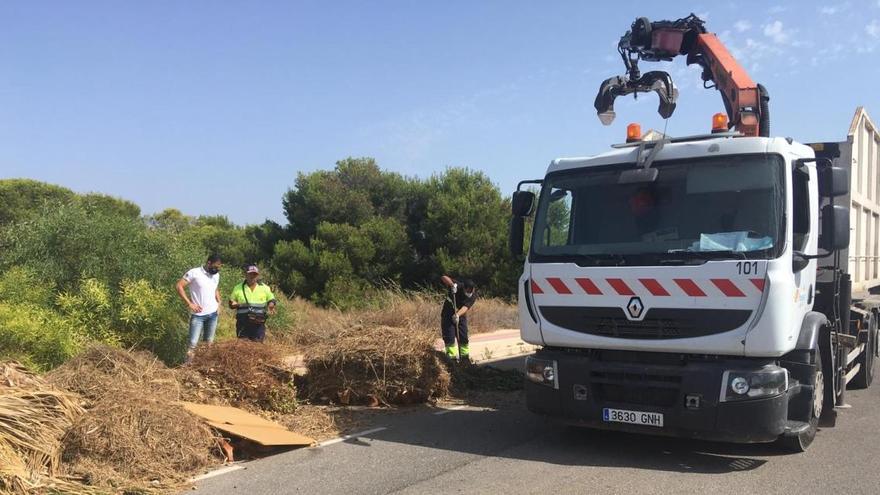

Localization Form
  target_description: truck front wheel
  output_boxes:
[779,351,823,452]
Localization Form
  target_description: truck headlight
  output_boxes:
[526,356,558,389]
[720,366,788,402]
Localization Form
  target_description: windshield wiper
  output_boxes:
[657,257,707,266]
[575,253,628,266]
[677,249,748,260]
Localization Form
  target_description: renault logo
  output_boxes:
[626,296,644,320]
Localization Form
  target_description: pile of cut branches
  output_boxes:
[305,326,450,406]
[46,346,217,492]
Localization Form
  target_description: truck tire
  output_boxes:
[849,315,876,389]
[779,350,823,452]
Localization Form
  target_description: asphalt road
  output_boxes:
[194,357,879,495]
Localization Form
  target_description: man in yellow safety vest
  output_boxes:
[228,264,277,342]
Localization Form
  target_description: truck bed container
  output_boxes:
[814,108,880,294]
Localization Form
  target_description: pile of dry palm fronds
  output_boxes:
[47,345,183,405]
[45,346,217,491]
[0,362,93,494]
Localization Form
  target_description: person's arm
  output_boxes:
[176,277,202,313]
[266,286,278,315]
[228,284,241,309]
[215,288,221,304]
[454,293,476,319]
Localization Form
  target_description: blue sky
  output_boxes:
[2,1,879,225]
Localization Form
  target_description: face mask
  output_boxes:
[464,291,474,298]
[206,266,220,275]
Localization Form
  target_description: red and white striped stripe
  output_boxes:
[530,277,764,298]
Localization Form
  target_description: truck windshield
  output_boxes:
[531,154,785,262]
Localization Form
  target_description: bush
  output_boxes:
[0,302,84,370]
[0,179,76,226]
[0,266,55,306]
[0,201,209,366]
[56,278,117,345]
[0,202,202,292]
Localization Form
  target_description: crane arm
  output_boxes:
[594,14,770,137]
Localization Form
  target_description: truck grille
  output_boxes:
[540,306,751,339]
[591,370,681,407]
[588,317,688,338]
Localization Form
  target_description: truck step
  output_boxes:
[782,420,810,436]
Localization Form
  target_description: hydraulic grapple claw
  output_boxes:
[593,70,678,125]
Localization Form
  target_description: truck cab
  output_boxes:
[510,128,862,450]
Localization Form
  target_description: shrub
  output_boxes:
[0,302,84,370]
[118,279,188,364]
[0,266,56,306]
[0,202,203,292]
[56,278,117,345]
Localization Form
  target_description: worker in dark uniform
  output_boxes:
[440,275,477,361]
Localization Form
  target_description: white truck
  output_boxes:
[509,14,879,451]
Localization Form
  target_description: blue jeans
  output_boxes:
[188,312,218,349]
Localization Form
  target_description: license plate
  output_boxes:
[603,408,664,427]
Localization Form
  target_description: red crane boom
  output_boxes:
[594,14,769,137]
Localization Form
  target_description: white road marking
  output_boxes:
[192,464,244,482]
[433,405,469,416]
[317,427,388,447]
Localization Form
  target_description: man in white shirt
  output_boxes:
[176,253,223,360]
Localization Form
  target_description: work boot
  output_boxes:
[445,345,459,360]
[459,344,471,363]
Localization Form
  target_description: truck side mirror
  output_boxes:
[819,165,848,198]
[792,253,809,273]
[820,204,850,251]
[509,216,526,256]
[509,190,535,257]
[512,191,536,217]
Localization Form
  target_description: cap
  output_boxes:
[245,265,260,274]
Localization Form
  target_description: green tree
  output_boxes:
[245,220,287,263]
[269,239,318,297]
[282,157,411,241]
[0,179,76,226]
[272,159,522,306]
[359,217,411,283]
[421,168,519,297]
[0,179,141,226]
[0,202,202,293]
[148,208,193,232]
[80,193,141,218]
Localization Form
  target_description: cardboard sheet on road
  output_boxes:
[181,402,315,447]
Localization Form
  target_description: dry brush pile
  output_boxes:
[0,362,89,494]
[46,346,217,492]
[281,292,519,407]
[0,291,518,493]
[304,325,451,406]
[183,339,298,413]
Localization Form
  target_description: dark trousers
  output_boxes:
[236,315,266,342]
[441,315,469,347]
